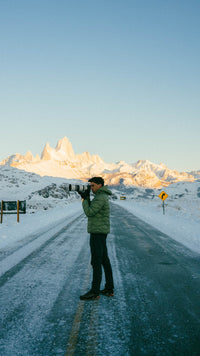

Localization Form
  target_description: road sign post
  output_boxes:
[0,200,26,223]
[158,191,168,215]
[162,200,165,215]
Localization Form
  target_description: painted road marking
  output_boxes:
[86,302,99,355]
[65,260,91,356]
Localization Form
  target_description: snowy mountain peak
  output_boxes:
[41,143,54,161]
[41,138,75,161]
[135,160,157,170]
[24,151,34,161]
[159,162,167,168]
[55,137,75,159]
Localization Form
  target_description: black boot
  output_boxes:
[100,288,114,297]
[80,290,100,301]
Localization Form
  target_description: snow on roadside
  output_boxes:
[114,199,200,255]
[1,195,199,256]
[0,166,84,249]
[0,201,82,250]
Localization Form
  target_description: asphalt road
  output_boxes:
[0,203,199,356]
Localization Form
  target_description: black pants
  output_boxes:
[90,233,114,294]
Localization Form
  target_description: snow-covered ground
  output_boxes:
[114,199,200,255]
[0,166,200,255]
[0,202,82,251]
[113,180,200,254]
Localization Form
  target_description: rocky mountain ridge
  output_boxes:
[0,137,198,188]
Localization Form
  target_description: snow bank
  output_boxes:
[114,197,200,254]
[0,202,82,250]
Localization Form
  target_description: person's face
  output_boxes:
[90,182,102,193]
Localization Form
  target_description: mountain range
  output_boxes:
[0,137,199,188]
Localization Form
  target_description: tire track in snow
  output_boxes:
[0,211,82,262]
[0,215,90,356]
[0,212,84,283]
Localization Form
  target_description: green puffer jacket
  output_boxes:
[82,185,112,234]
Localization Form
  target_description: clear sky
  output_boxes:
[0,0,199,172]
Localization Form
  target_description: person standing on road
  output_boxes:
[78,177,114,301]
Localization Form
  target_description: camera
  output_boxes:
[68,184,90,193]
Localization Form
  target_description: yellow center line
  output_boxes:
[65,301,85,356]
[65,260,91,356]
[86,302,99,356]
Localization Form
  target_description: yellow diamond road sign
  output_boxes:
[158,191,168,201]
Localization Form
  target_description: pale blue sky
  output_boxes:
[0,0,199,171]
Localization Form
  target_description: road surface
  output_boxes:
[0,203,199,355]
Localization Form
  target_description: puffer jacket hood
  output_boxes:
[94,185,112,196]
[82,185,112,234]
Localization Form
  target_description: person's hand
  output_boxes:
[78,186,91,200]
[78,191,88,199]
